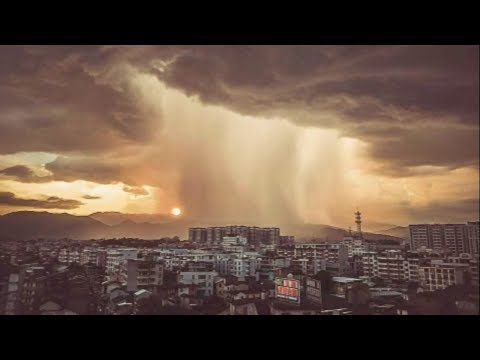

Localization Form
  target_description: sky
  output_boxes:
[0,45,478,229]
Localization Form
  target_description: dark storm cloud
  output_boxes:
[0,192,83,210]
[43,155,159,187]
[372,129,478,172]
[151,45,479,173]
[0,165,53,183]
[153,45,478,124]
[0,45,160,155]
[0,155,159,189]
[0,45,478,181]
[401,198,480,223]
[0,161,125,186]
[44,156,127,184]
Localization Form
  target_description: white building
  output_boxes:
[362,251,421,282]
[230,257,258,278]
[418,260,468,291]
[222,236,248,247]
[58,248,81,264]
[106,251,123,274]
[178,270,219,297]
[222,236,248,253]
[106,248,138,275]
[80,249,98,265]
[294,243,348,263]
[342,236,365,257]
[273,257,291,268]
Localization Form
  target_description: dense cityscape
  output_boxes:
[1,212,478,315]
[0,45,478,317]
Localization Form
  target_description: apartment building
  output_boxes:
[58,248,81,264]
[80,249,98,265]
[222,236,248,247]
[279,236,295,246]
[189,228,207,244]
[106,249,138,275]
[178,268,218,297]
[418,260,468,291]
[6,265,47,314]
[229,257,258,278]
[106,251,123,274]
[126,258,164,293]
[342,236,365,257]
[409,222,479,256]
[207,227,225,245]
[444,224,467,255]
[444,253,479,288]
[189,226,281,246]
[291,258,309,275]
[362,251,421,282]
[277,246,295,258]
[294,243,348,263]
[466,221,479,255]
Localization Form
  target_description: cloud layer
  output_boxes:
[0,165,53,183]
[0,192,83,210]
[82,195,102,200]
[0,45,478,225]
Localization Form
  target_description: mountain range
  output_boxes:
[89,212,176,226]
[377,226,410,240]
[0,211,408,243]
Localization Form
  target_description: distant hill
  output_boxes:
[90,212,174,226]
[0,211,109,240]
[0,211,191,240]
[377,226,409,240]
[282,223,405,243]
[0,211,405,243]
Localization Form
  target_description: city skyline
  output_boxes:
[0,46,478,228]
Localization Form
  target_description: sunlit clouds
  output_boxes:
[0,46,478,228]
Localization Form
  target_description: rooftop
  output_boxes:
[332,277,364,284]
[370,290,404,297]
[134,289,151,296]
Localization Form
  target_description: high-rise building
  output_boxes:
[206,227,225,245]
[189,226,282,246]
[189,228,207,244]
[444,224,467,255]
[409,225,430,249]
[263,227,280,245]
[409,223,477,256]
[466,221,479,255]
[430,224,444,251]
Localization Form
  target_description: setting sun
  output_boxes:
[171,207,181,216]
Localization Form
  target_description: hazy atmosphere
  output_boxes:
[0,45,478,229]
